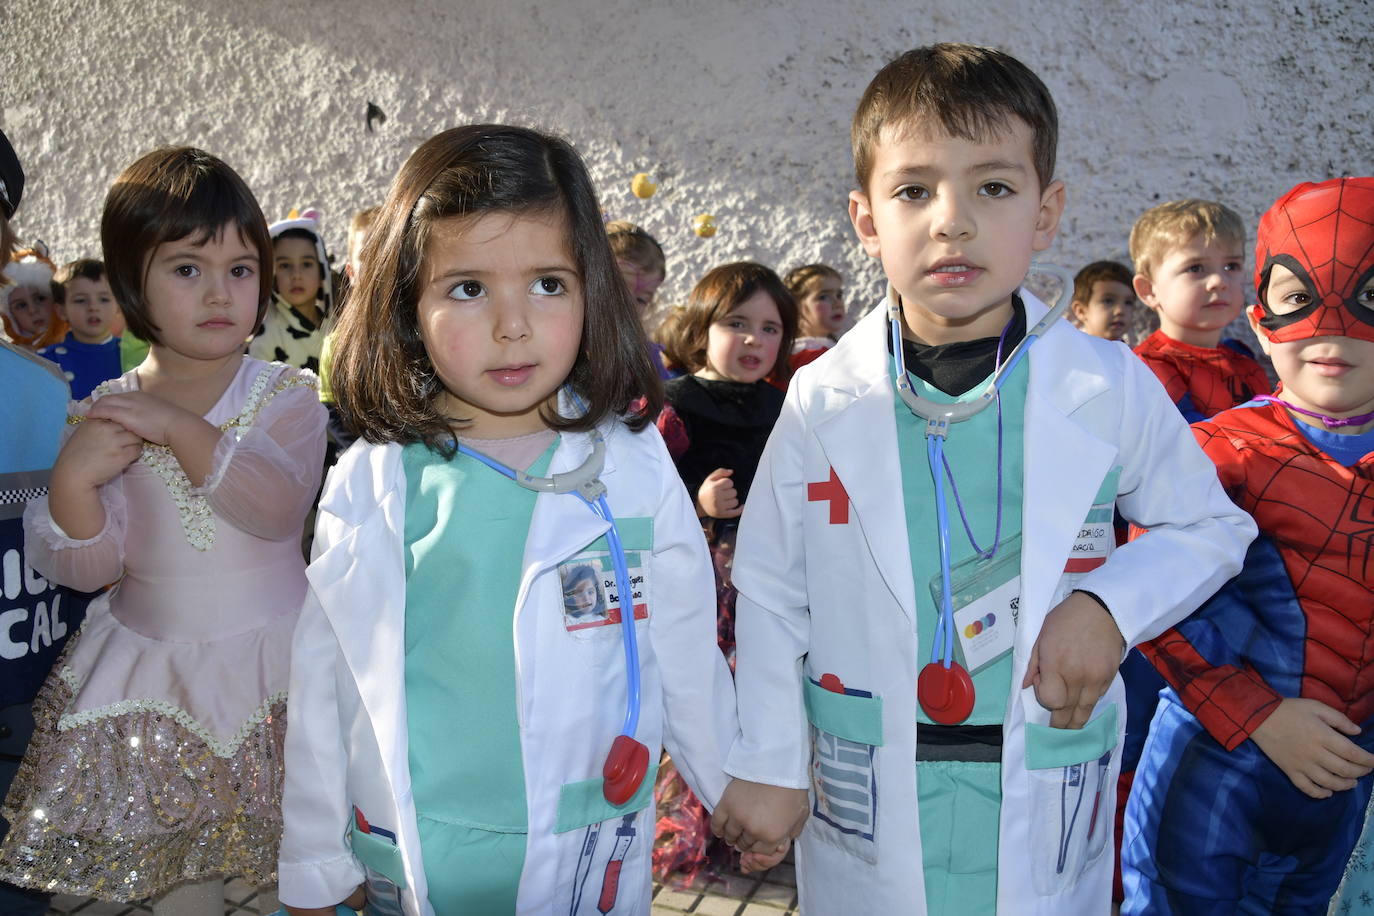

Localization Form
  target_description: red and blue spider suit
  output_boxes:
[1122,177,1374,914]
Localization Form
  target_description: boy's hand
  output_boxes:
[1250,698,1374,799]
[710,778,809,853]
[740,839,790,874]
[283,884,366,915]
[697,468,743,519]
[1021,591,1124,729]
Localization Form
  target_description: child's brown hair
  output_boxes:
[852,42,1058,193]
[331,124,662,454]
[1072,260,1133,305]
[663,262,798,380]
[101,147,272,345]
[55,258,106,291]
[1128,199,1245,279]
[606,220,665,278]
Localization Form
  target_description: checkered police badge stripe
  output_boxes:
[0,486,47,503]
[0,469,51,521]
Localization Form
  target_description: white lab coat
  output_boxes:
[727,292,1256,914]
[278,415,736,915]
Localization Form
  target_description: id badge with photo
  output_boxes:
[928,532,1021,673]
[557,550,648,633]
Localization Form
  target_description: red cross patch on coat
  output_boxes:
[808,467,850,524]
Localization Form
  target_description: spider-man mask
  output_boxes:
[1251,177,1374,344]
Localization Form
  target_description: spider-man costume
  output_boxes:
[1122,177,1374,914]
[1133,331,1271,423]
[1113,232,1273,903]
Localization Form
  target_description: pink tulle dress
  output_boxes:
[0,358,326,901]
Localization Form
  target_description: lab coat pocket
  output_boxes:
[559,517,652,638]
[349,811,407,916]
[803,675,883,864]
[554,762,660,834]
[1024,704,1118,896]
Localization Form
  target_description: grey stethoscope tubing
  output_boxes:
[888,262,1077,437]
[892,264,1077,722]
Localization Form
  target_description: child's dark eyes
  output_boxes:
[1357,281,1374,310]
[449,280,484,300]
[1268,289,1312,315]
[175,265,200,278]
[532,276,566,296]
[895,185,930,201]
[231,265,254,278]
[979,182,1012,198]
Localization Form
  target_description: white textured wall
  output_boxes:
[3,0,1371,315]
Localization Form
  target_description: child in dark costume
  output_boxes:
[651,262,797,883]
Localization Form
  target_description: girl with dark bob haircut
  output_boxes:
[331,124,663,453]
[101,146,274,345]
[279,127,737,913]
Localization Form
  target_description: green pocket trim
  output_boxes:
[1024,703,1118,770]
[554,762,660,834]
[349,824,408,889]
[584,516,653,553]
[1092,466,1123,505]
[803,677,884,747]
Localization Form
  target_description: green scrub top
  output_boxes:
[894,357,1027,725]
[893,350,1028,915]
[402,439,556,912]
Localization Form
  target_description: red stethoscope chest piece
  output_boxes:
[603,734,650,805]
[918,661,975,725]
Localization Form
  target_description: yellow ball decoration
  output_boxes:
[630,173,658,199]
[693,213,718,238]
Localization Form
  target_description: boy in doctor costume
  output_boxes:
[710,43,1256,915]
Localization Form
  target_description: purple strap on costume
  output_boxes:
[1254,394,1374,429]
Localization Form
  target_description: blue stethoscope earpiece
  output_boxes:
[893,265,1075,724]
[453,392,646,805]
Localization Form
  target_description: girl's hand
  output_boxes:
[697,467,743,519]
[1250,698,1374,799]
[740,840,790,874]
[86,391,197,446]
[53,418,143,491]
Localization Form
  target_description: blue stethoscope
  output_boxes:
[890,264,1075,724]
[452,414,649,807]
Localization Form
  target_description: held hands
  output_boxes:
[697,467,743,519]
[1250,698,1374,799]
[709,778,809,855]
[1021,591,1125,729]
[740,841,791,875]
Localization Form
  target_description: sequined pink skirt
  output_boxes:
[0,628,288,901]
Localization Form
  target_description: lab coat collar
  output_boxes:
[309,416,622,798]
[809,301,915,626]
[822,285,1112,413]
[809,285,1120,657]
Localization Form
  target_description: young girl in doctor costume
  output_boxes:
[277,124,736,916]
[0,147,327,915]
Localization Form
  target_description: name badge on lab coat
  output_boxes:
[929,532,1021,673]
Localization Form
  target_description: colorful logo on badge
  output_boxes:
[963,613,996,639]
